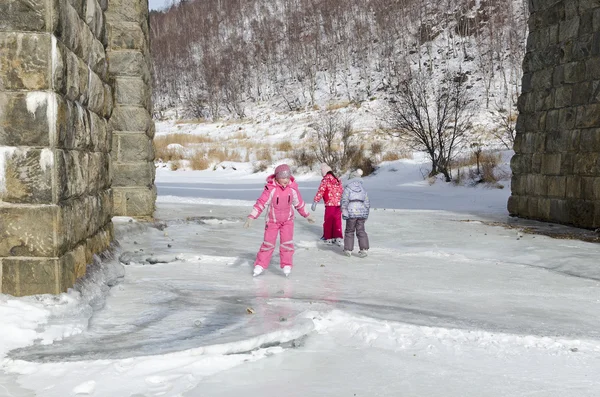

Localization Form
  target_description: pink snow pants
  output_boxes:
[255,219,295,269]
[322,206,343,240]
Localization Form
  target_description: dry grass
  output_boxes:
[230,131,249,140]
[154,133,214,148]
[189,151,210,170]
[175,118,209,125]
[370,141,384,155]
[326,101,352,111]
[256,147,272,162]
[170,160,182,171]
[276,140,293,152]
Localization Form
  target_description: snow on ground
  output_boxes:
[2,156,600,397]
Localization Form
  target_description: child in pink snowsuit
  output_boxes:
[311,164,344,245]
[244,164,314,277]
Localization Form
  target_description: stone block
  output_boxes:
[566,175,582,199]
[580,10,594,36]
[113,186,156,218]
[581,176,600,200]
[572,34,594,60]
[594,8,600,31]
[528,174,548,196]
[511,154,531,175]
[0,148,54,204]
[107,50,150,82]
[105,0,149,24]
[102,84,114,118]
[57,3,84,58]
[85,0,105,39]
[116,132,154,162]
[532,153,543,173]
[585,56,600,79]
[507,195,520,216]
[541,153,562,174]
[549,199,569,224]
[0,205,59,257]
[108,22,146,51]
[579,128,600,152]
[112,161,155,187]
[559,17,580,42]
[1,258,59,296]
[547,176,566,198]
[114,77,149,107]
[511,175,526,195]
[561,152,575,174]
[568,199,596,228]
[0,32,51,90]
[87,71,105,115]
[558,108,577,132]
[554,85,573,108]
[575,103,600,128]
[574,153,599,175]
[110,106,152,133]
[0,0,58,32]
[84,225,112,264]
[571,81,592,105]
[0,92,58,147]
[89,38,108,80]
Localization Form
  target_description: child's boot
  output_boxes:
[357,250,368,258]
[343,250,352,257]
[283,265,292,277]
[253,265,264,277]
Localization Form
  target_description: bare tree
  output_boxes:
[489,97,518,150]
[383,69,474,182]
[310,111,357,174]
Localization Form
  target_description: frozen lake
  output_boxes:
[2,162,600,396]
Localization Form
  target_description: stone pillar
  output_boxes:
[106,0,156,218]
[0,0,113,296]
[509,0,600,229]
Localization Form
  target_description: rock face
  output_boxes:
[0,0,155,296]
[509,1,600,229]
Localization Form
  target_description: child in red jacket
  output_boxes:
[311,164,344,246]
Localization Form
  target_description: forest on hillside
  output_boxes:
[149,0,528,122]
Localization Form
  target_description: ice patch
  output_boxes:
[73,380,95,395]
[25,92,47,117]
[39,148,54,171]
[0,147,17,195]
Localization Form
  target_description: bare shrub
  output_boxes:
[370,141,384,155]
[256,147,272,162]
[253,161,270,173]
[170,160,182,171]
[276,140,293,152]
[189,151,210,170]
[290,148,317,168]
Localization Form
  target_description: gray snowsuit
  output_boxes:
[341,179,370,251]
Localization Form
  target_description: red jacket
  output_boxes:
[313,173,343,206]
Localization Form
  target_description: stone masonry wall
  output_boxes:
[0,0,156,296]
[0,0,114,296]
[509,0,600,229]
[106,0,156,218]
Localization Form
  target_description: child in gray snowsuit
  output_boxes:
[341,169,370,257]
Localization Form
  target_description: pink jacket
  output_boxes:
[313,173,343,206]
[249,175,310,223]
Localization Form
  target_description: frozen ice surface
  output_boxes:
[2,161,600,396]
